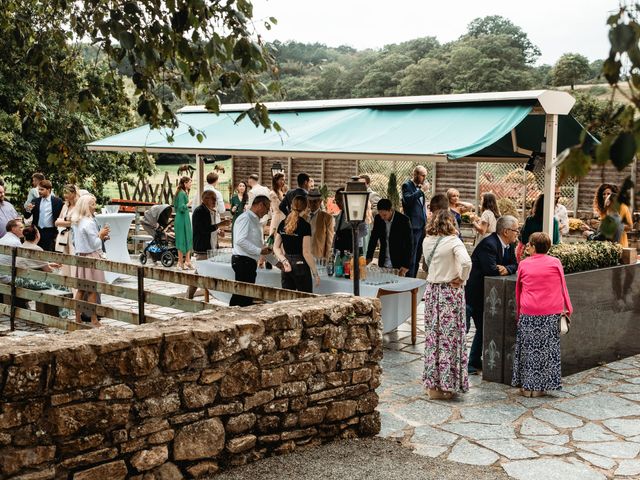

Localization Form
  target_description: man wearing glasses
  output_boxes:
[465,215,519,374]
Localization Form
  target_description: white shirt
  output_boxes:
[24,187,38,210]
[0,231,22,282]
[72,217,103,254]
[422,235,472,284]
[247,184,271,209]
[204,184,226,215]
[0,201,19,238]
[554,203,569,236]
[38,195,54,228]
[382,212,394,268]
[232,210,264,261]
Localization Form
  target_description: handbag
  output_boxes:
[560,313,571,335]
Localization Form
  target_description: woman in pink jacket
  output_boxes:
[512,232,573,397]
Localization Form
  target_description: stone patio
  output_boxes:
[380,315,640,479]
[3,267,640,478]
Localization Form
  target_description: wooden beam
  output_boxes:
[0,303,92,331]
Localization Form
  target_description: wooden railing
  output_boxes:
[0,245,316,332]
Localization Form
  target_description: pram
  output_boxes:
[138,204,179,267]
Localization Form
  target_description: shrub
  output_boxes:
[497,198,519,219]
[387,173,401,211]
[523,241,622,274]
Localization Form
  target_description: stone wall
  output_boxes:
[0,297,382,479]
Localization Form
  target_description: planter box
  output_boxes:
[482,262,640,384]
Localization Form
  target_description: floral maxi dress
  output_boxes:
[422,282,469,393]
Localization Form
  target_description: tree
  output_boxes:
[1,0,280,200]
[353,53,413,97]
[387,173,401,211]
[397,58,446,96]
[552,53,592,89]
[465,15,541,65]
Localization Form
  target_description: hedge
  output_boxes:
[523,241,622,274]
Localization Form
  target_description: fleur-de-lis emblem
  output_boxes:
[486,286,501,317]
[507,299,516,320]
[506,343,516,367]
[484,339,500,370]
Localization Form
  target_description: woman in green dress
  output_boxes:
[230,181,248,244]
[174,176,193,269]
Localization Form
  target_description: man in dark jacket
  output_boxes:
[279,172,311,216]
[401,165,429,277]
[365,198,412,277]
[24,179,63,251]
[465,215,520,374]
[187,190,230,299]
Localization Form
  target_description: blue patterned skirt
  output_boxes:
[511,313,562,391]
[422,283,469,393]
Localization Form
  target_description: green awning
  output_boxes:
[88,104,534,160]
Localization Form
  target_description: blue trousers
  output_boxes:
[467,304,484,370]
[407,228,425,278]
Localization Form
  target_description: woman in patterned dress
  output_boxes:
[173,176,193,270]
[421,210,472,400]
[512,232,573,397]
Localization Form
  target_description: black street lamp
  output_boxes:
[271,161,285,178]
[342,179,370,296]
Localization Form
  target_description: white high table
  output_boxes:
[95,213,135,284]
[196,260,426,344]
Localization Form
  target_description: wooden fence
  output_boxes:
[0,245,315,332]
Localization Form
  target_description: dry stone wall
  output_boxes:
[0,297,382,479]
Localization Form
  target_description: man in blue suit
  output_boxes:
[401,165,429,277]
[465,215,520,374]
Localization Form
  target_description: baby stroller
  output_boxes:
[138,204,179,267]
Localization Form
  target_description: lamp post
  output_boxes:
[342,179,370,296]
[271,161,284,178]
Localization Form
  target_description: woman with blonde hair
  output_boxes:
[421,209,472,400]
[272,195,319,292]
[71,194,110,326]
[54,184,80,276]
[447,188,474,229]
[173,176,193,269]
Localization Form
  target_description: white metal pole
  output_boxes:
[542,114,558,237]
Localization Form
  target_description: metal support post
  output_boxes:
[137,266,146,324]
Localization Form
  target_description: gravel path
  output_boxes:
[213,437,510,480]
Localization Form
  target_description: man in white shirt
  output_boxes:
[246,174,271,210]
[230,195,272,307]
[203,172,227,216]
[554,188,569,238]
[0,185,19,239]
[24,179,63,251]
[23,172,45,210]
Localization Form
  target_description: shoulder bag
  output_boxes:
[560,312,571,335]
[422,236,444,273]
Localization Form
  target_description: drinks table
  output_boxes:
[196,259,426,343]
[95,213,135,284]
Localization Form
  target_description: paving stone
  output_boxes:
[521,434,569,446]
[627,377,640,385]
[621,393,640,402]
[572,423,617,442]
[394,400,452,426]
[447,439,499,466]
[454,388,508,405]
[603,418,640,437]
[615,460,640,477]
[514,396,554,409]
[519,418,559,436]
[587,377,614,386]
[593,370,630,380]
[476,439,538,460]
[502,458,606,480]
[411,425,458,446]
[576,452,617,470]
[377,411,407,439]
[553,394,640,421]
[393,382,428,398]
[459,403,527,425]
[607,383,640,394]
[606,361,638,370]
[441,422,516,440]
[561,383,601,396]
[628,435,640,443]
[534,445,573,456]
[532,408,583,428]
[575,441,640,459]
[412,444,448,458]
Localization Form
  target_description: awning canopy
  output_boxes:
[87,90,583,161]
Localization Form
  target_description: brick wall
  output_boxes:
[0,297,382,479]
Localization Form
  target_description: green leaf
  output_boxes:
[610,132,636,170]
[269,17,278,24]
[609,24,636,52]
[119,31,135,50]
[204,96,220,113]
[603,57,622,85]
[196,133,204,143]
[595,135,612,165]
[559,147,591,179]
[600,215,618,239]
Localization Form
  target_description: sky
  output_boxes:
[251,0,621,66]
